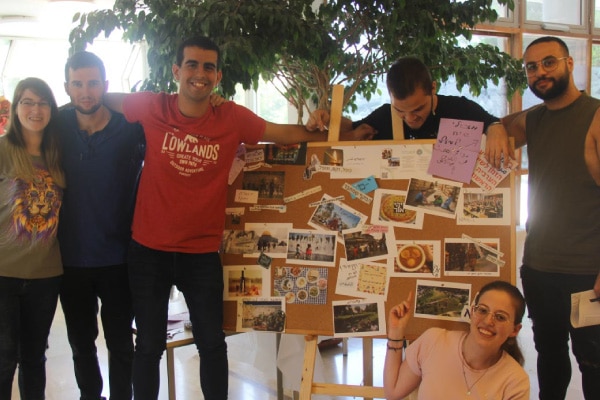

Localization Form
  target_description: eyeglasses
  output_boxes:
[524,56,568,76]
[472,304,511,324]
[18,99,51,109]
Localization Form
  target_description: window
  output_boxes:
[0,38,146,106]
[525,0,584,26]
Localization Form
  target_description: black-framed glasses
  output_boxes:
[472,304,511,323]
[524,56,568,76]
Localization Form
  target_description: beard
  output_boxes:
[529,71,570,101]
[75,102,102,115]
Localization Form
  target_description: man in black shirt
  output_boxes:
[306,57,501,140]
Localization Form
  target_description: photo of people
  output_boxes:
[414,280,471,321]
[405,177,462,218]
[444,238,501,276]
[342,225,395,263]
[236,298,286,333]
[456,188,511,225]
[308,194,367,235]
[242,171,285,199]
[286,229,337,266]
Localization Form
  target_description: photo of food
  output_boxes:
[273,266,328,305]
[392,241,441,278]
[371,189,424,229]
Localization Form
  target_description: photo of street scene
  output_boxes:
[342,225,394,263]
[444,238,500,276]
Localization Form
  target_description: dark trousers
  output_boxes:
[0,276,61,400]
[521,265,600,400]
[60,265,134,400]
[128,240,228,400]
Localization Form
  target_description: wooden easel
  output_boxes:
[299,335,385,400]
[297,85,386,400]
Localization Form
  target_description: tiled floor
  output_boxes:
[11,230,584,399]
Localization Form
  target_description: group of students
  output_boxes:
[0,34,599,400]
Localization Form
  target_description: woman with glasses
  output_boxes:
[384,280,529,400]
[0,77,65,399]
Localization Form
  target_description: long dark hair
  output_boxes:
[4,77,65,188]
[474,280,526,365]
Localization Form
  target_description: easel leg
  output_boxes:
[299,335,318,400]
[363,337,373,400]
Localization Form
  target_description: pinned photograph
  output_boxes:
[444,237,501,276]
[242,171,285,199]
[405,177,462,219]
[342,225,395,263]
[371,189,424,230]
[236,298,286,333]
[221,223,291,258]
[308,194,367,236]
[286,229,337,267]
[273,266,328,305]
[264,143,307,165]
[223,265,270,300]
[332,299,386,338]
[456,188,510,225]
[414,280,471,322]
[392,240,441,278]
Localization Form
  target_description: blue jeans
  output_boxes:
[127,241,228,400]
[0,276,61,400]
[60,265,134,400]
[521,265,600,400]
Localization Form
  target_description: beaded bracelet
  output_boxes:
[386,343,403,352]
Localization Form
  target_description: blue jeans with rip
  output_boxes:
[127,240,228,400]
[0,275,61,400]
[60,265,134,400]
[521,265,600,400]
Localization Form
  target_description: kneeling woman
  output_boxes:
[384,280,529,399]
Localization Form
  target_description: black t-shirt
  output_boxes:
[352,95,499,140]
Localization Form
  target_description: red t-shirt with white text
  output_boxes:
[123,92,265,252]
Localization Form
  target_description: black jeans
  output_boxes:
[0,276,61,400]
[521,265,600,400]
[60,265,134,400]
[128,241,228,400]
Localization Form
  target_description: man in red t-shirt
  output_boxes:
[102,36,365,399]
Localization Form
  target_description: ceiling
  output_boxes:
[0,0,115,39]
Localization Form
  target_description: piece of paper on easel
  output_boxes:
[427,118,483,183]
[571,289,600,328]
[471,135,518,191]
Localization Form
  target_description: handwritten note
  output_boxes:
[336,259,389,300]
[428,118,483,183]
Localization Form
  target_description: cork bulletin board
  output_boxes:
[220,138,516,340]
